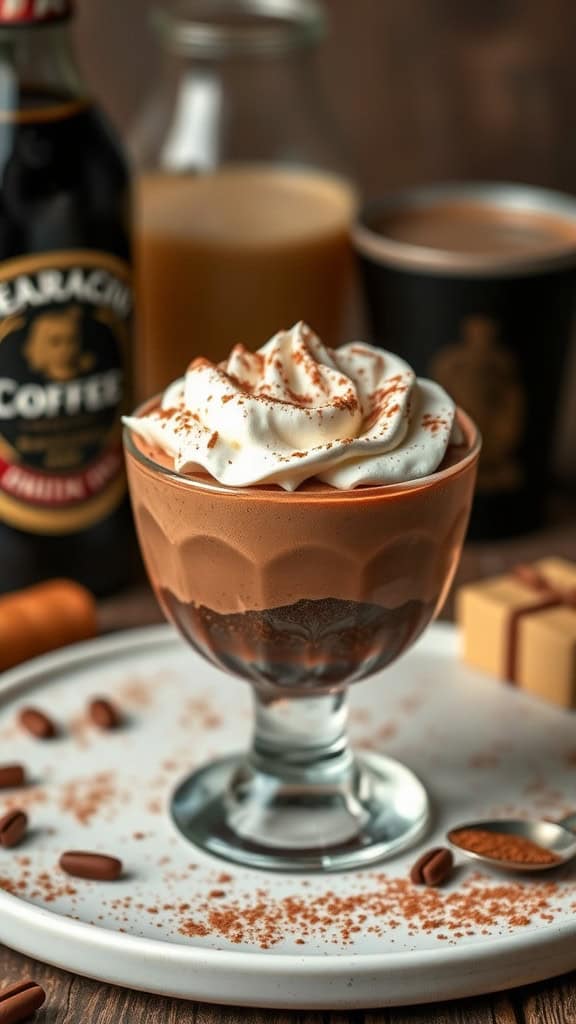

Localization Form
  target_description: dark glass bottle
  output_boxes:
[0,0,134,595]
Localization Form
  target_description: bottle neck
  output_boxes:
[0,20,83,111]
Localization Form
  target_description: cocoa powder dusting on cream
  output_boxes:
[363,375,409,432]
[422,413,449,434]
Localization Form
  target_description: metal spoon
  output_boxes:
[447,813,576,872]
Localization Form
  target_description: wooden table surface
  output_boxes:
[2,502,576,1021]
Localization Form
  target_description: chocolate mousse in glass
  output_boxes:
[124,323,480,871]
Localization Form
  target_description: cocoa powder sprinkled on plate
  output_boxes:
[178,697,223,731]
[1,786,46,813]
[117,676,156,708]
[59,772,119,825]
[176,872,564,949]
[0,856,571,947]
[1,867,79,904]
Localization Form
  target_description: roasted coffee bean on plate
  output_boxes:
[59,850,123,881]
[0,809,28,849]
[0,764,25,789]
[18,707,56,739]
[88,697,121,730]
[410,846,454,887]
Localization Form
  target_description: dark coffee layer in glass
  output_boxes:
[161,591,433,692]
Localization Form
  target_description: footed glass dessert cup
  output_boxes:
[124,405,480,871]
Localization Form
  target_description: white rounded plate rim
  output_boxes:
[0,621,574,977]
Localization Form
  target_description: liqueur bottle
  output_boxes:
[0,0,134,594]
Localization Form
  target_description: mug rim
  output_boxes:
[353,181,576,278]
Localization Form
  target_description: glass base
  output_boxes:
[171,751,431,872]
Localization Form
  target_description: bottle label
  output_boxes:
[0,0,72,23]
[0,250,131,535]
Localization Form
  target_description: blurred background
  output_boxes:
[3,0,576,606]
[0,0,574,676]
[75,0,576,196]
[73,0,576,490]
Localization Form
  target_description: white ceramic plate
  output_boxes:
[0,623,575,1008]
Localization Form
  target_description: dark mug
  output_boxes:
[353,183,576,539]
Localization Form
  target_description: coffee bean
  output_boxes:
[0,979,45,1024]
[0,765,25,789]
[410,846,454,887]
[59,850,122,881]
[18,707,56,739]
[0,810,27,849]
[88,697,121,730]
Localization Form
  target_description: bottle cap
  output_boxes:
[0,0,72,24]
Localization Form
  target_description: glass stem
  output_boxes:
[248,689,355,785]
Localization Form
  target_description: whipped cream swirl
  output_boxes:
[125,322,462,490]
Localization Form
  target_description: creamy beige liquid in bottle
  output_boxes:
[136,166,357,398]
